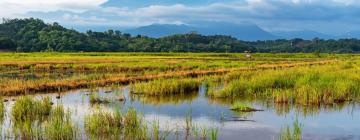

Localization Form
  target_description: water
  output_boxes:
[2,85,360,140]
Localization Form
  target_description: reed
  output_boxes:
[0,96,5,122]
[43,105,77,140]
[84,110,122,139]
[11,96,52,123]
[208,61,360,105]
[279,120,303,140]
[130,78,201,96]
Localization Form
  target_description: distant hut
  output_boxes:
[245,51,252,60]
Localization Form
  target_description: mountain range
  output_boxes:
[124,22,360,41]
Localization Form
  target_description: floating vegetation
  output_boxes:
[89,94,110,104]
[230,102,263,112]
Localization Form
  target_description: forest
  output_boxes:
[0,18,359,53]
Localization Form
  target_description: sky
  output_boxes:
[1,0,360,35]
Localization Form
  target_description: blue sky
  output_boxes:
[1,0,360,34]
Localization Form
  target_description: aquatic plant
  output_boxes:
[11,96,52,123]
[279,120,303,140]
[84,110,122,139]
[89,93,110,104]
[130,78,201,96]
[43,105,78,140]
[230,102,262,112]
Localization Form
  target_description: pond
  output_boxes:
[2,84,360,140]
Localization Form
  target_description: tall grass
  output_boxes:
[43,105,78,140]
[11,96,52,123]
[84,108,148,139]
[84,110,122,139]
[279,120,303,140]
[130,78,201,96]
[208,62,360,105]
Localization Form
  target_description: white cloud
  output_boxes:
[2,0,360,33]
[0,0,107,18]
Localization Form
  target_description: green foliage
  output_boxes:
[1,18,359,53]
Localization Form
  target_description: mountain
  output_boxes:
[339,31,360,39]
[126,22,277,41]
[272,30,335,40]
[126,24,194,38]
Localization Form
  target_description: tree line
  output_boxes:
[0,18,359,53]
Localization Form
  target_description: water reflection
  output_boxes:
[1,85,359,140]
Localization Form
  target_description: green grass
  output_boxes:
[279,120,303,140]
[89,94,110,104]
[11,96,52,123]
[207,61,360,105]
[84,110,122,139]
[43,105,77,140]
[130,78,201,96]
[230,102,261,112]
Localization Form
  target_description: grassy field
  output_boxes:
[0,52,351,95]
[0,52,359,139]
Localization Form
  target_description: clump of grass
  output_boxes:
[230,102,263,112]
[130,78,200,96]
[124,108,147,139]
[12,96,52,123]
[11,96,53,139]
[84,108,147,139]
[210,127,218,140]
[84,110,122,139]
[43,105,78,140]
[0,96,5,122]
[279,120,303,140]
[89,94,110,104]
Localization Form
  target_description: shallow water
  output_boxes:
[2,85,360,140]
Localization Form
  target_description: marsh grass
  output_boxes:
[85,108,148,139]
[230,102,262,112]
[130,78,201,96]
[43,105,78,140]
[0,96,5,123]
[208,62,360,105]
[89,93,110,104]
[11,96,52,123]
[279,120,303,140]
[84,110,122,139]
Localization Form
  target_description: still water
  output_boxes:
[2,84,360,140]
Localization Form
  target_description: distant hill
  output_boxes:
[339,31,360,39]
[1,18,360,53]
[126,22,277,41]
[272,30,335,40]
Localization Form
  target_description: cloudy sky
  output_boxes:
[1,0,360,34]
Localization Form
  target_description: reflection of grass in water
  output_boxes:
[135,92,199,105]
[279,119,303,140]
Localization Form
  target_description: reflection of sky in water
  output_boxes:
[2,85,360,140]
